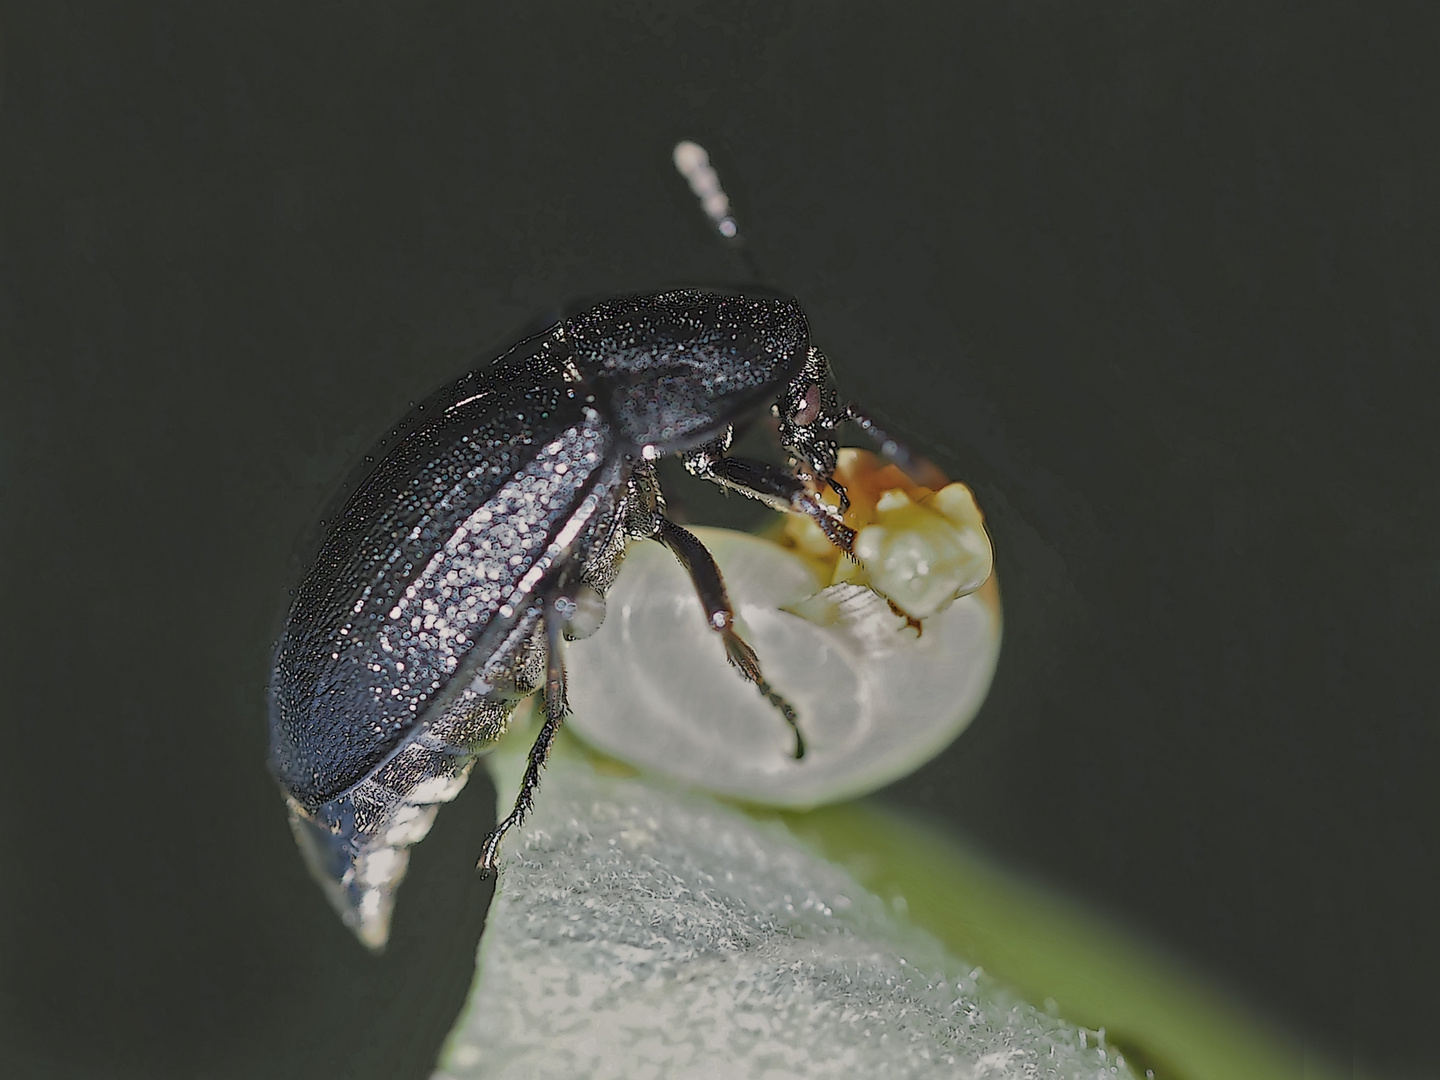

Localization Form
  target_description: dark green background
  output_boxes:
[2,3,1434,1077]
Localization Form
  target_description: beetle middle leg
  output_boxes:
[477,593,572,876]
[653,515,806,759]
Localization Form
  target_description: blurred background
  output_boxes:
[2,3,1436,1077]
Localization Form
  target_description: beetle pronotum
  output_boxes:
[268,144,967,948]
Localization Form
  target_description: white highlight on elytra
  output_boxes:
[673,140,739,239]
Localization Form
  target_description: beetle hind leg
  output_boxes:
[477,596,571,876]
[653,516,805,759]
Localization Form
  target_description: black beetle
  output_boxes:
[267,287,895,948]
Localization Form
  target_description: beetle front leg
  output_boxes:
[477,595,571,876]
[684,450,857,555]
[652,516,806,759]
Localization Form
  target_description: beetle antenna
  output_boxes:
[673,140,765,282]
[844,406,951,491]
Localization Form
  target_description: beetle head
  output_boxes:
[776,346,844,486]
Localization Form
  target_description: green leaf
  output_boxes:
[777,801,1352,1080]
[438,747,1156,1079]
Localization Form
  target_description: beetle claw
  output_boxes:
[477,820,512,878]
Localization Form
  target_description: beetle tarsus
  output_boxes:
[721,632,805,759]
[886,596,925,638]
[477,594,570,878]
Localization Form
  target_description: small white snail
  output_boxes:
[565,450,1002,806]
